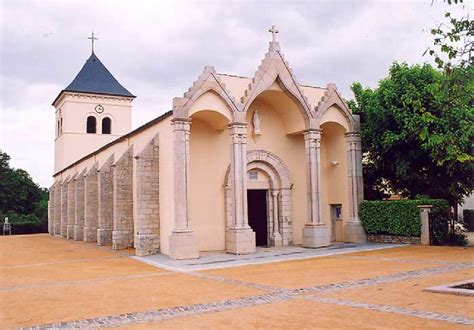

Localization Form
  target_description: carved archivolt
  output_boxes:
[224,150,293,246]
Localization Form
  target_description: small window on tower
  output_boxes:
[102,117,111,134]
[87,116,96,134]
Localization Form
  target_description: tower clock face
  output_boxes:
[95,104,104,114]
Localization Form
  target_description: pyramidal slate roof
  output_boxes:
[53,52,135,105]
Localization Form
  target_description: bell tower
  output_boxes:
[53,35,135,173]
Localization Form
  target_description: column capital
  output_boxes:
[229,122,248,143]
[344,131,361,142]
[304,129,321,141]
[171,118,191,131]
[228,121,248,130]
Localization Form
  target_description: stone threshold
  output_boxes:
[131,243,404,272]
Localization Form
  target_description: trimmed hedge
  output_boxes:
[0,212,47,235]
[359,199,449,238]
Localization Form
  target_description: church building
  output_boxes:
[48,28,365,259]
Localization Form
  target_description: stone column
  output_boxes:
[84,164,99,243]
[135,135,160,256]
[270,190,283,247]
[74,171,85,241]
[418,205,433,246]
[98,155,114,246]
[54,181,61,236]
[344,132,366,243]
[112,147,134,250]
[48,184,55,235]
[279,188,292,245]
[60,178,69,238]
[226,122,256,254]
[67,177,76,239]
[303,129,330,248]
[169,118,199,259]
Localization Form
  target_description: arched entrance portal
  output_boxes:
[225,150,292,248]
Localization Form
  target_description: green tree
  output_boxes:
[425,0,473,71]
[0,150,49,233]
[349,63,473,209]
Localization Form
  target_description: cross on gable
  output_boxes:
[88,32,98,53]
[269,25,279,42]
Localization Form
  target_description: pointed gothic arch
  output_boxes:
[240,46,313,127]
[173,66,240,120]
[315,84,356,131]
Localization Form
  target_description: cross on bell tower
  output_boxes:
[269,25,279,42]
[88,32,98,53]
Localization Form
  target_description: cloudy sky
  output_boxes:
[0,0,467,187]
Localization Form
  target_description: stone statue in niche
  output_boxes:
[253,110,262,136]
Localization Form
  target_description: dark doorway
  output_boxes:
[247,189,268,246]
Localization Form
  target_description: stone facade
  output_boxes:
[135,135,160,256]
[84,164,98,243]
[66,176,76,239]
[74,171,86,241]
[112,147,134,250]
[60,178,69,238]
[98,155,114,246]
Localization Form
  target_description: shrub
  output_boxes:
[359,199,449,239]
[463,209,474,231]
[0,211,47,235]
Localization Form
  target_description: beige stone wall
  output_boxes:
[112,147,134,250]
[135,135,160,256]
[74,172,85,241]
[60,179,69,238]
[98,155,114,246]
[157,117,174,256]
[189,114,229,251]
[53,182,61,235]
[67,177,76,239]
[84,164,98,243]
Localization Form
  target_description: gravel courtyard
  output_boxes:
[0,234,472,329]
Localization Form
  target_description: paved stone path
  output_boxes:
[133,243,403,271]
[25,259,474,329]
[305,296,474,326]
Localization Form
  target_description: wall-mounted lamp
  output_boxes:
[331,160,340,166]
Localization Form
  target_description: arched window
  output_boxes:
[86,116,96,133]
[102,117,112,134]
